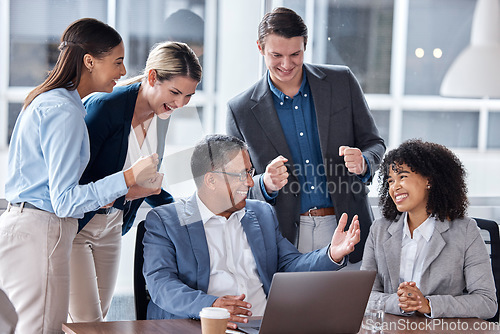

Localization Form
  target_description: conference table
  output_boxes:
[63,314,500,333]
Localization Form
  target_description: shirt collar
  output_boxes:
[267,67,308,101]
[68,88,86,117]
[196,192,246,225]
[402,212,436,242]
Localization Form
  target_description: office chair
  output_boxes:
[134,220,150,320]
[475,217,500,322]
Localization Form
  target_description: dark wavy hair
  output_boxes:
[23,18,122,108]
[378,139,468,222]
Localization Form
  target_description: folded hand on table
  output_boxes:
[397,281,431,315]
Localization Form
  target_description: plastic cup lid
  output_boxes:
[199,307,230,319]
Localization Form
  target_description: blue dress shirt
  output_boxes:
[5,88,128,218]
[268,70,333,214]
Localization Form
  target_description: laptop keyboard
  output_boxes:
[237,327,260,334]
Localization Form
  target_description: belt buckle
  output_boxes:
[308,207,318,217]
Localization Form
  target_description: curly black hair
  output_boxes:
[378,139,468,222]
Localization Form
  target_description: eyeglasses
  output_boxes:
[211,168,256,182]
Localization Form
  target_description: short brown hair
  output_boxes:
[191,135,248,188]
[258,7,308,50]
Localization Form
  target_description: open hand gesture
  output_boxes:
[329,213,361,263]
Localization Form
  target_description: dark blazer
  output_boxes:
[143,196,345,320]
[361,215,497,319]
[227,64,385,262]
[79,83,173,234]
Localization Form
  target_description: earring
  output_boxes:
[427,185,431,189]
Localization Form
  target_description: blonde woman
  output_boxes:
[68,41,202,322]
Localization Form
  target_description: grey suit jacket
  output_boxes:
[227,63,386,262]
[360,215,497,319]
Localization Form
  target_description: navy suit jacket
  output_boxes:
[143,196,345,320]
[79,83,173,234]
[227,64,386,262]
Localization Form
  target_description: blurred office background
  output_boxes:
[1,0,499,321]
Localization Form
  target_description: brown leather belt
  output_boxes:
[300,207,335,217]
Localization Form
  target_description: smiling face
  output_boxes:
[211,149,255,218]
[387,163,430,225]
[258,34,305,92]
[146,72,199,120]
[90,42,126,93]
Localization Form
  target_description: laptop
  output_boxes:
[238,270,376,334]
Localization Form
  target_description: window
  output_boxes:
[1,0,499,322]
[264,0,499,197]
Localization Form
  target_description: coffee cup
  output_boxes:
[199,307,230,334]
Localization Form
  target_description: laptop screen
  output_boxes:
[238,270,376,334]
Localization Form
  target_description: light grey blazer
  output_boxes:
[361,215,497,319]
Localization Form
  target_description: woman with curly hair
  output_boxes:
[361,139,497,319]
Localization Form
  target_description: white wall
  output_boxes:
[0,150,7,198]
[215,0,263,133]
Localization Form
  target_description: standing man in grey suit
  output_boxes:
[227,7,385,263]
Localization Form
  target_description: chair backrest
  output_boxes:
[475,217,500,322]
[134,220,150,320]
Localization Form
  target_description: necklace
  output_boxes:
[133,112,152,138]
[140,122,147,137]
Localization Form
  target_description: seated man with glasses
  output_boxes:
[142,134,361,330]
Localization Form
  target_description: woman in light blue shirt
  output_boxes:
[68,41,202,323]
[0,18,159,333]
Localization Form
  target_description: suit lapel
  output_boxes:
[250,75,297,177]
[117,87,137,171]
[383,215,404,292]
[156,118,170,169]
[305,64,332,157]
[182,194,211,291]
[240,209,268,280]
[117,84,140,171]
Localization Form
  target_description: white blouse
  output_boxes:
[124,116,158,170]
[399,213,436,288]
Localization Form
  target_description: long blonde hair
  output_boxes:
[120,41,201,86]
